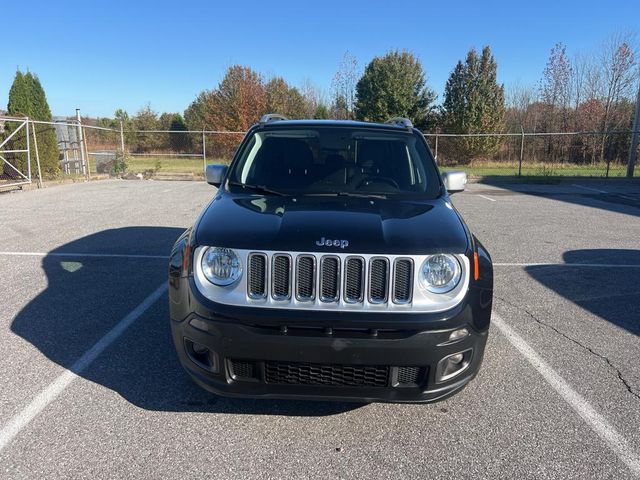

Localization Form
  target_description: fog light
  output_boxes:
[449,328,469,342]
[192,342,208,355]
[435,349,473,383]
[449,353,464,364]
[184,338,219,373]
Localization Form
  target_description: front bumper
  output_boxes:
[169,277,491,403]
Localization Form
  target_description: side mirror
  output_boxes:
[442,170,467,194]
[205,164,228,187]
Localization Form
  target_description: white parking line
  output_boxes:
[571,184,637,202]
[572,184,608,194]
[493,313,640,476]
[0,283,167,453]
[0,251,169,260]
[477,194,496,202]
[494,262,640,268]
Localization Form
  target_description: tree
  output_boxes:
[264,77,308,118]
[314,103,330,119]
[131,104,161,152]
[203,65,267,158]
[538,43,573,161]
[442,46,505,161]
[184,90,213,131]
[355,50,436,130]
[332,94,350,120]
[332,51,359,119]
[206,65,266,131]
[6,70,60,176]
[168,113,190,152]
[597,34,638,161]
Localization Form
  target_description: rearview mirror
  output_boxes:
[442,170,467,194]
[205,164,228,187]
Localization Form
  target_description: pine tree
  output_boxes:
[442,46,505,162]
[355,50,436,130]
[169,113,190,151]
[6,70,60,177]
[27,73,59,176]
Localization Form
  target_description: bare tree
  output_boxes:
[597,32,639,160]
[539,43,573,161]
[331,51,359,119]
[506,80,536,130]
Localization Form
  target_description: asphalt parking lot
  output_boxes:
[0,178,639,479]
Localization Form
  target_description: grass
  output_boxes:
[440,161,639,179]
[82,154,639,181]
[86,155,230,177]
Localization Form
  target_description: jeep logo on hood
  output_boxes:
[316,237,349,249]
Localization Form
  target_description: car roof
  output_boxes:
[255,119,416,132]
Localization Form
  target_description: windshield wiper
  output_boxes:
[305,191,387,200]
[227,181,286,196]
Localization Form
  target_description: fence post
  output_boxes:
[434,134,439,160]
[627,82,640,178]
[25,117,32,184]
[76,109,87,177]
[82,127,91,180]
[519,126,525,176]
[30,121,44,188]
[119,121,126,153]
[202,129,207,172]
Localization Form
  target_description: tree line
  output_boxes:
[3,31,639,179]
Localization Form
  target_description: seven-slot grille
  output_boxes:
[247,253,414,305]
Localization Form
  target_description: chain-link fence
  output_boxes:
[2,116,639,189]
[425,130,639,178]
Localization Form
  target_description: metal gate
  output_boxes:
[0,116,31,188]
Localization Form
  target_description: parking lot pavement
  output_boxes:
[0,179,639,479]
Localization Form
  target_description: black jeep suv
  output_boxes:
[169,116,493,403]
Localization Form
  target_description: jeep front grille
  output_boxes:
[393,259,413,304]
[247,252,414,306]
[344,257,365,303]
[369,257,389,303]
[272,254,292,300]
[295,255,315,300]
[247,253,267,298]
[320,256,340,302]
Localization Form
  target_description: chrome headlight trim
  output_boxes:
[418,254,462,294]
[200,246,243,286]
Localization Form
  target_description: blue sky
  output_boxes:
[1,0,637,118]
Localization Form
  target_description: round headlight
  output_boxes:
[201,247,242,286]
[419,254,461,293]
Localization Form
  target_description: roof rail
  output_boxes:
[385,117,414,130]
[259,113,288,124]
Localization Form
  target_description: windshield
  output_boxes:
[227,126,441,198]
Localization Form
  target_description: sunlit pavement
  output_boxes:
[0,179,639,479]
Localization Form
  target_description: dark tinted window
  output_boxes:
[228,127,440,198]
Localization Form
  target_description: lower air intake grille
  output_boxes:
[229,360,256,380]
[397,366,422,385]
[265,361,389,387]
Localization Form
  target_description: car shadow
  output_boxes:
[477,177,640,218]
[10,227,361,416]
[525,249,640,336]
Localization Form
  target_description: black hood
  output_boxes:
[195,194,469,255]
